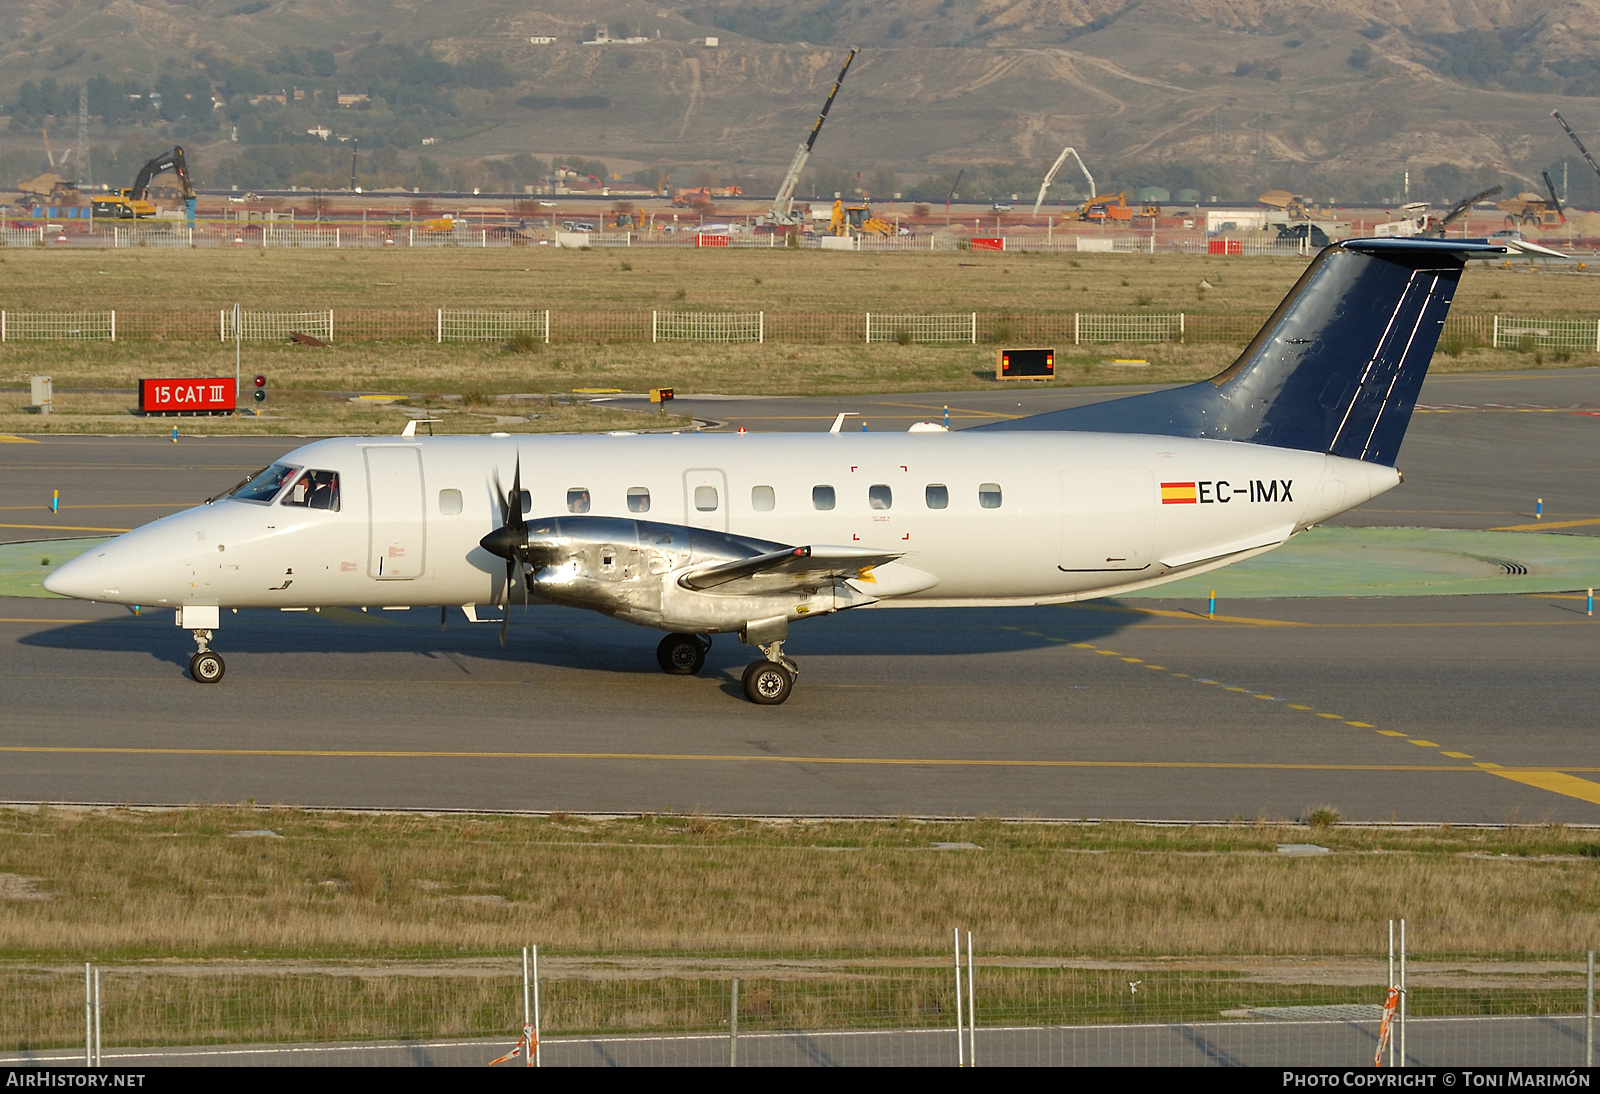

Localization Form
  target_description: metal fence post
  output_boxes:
[109,310,115,343]
[1493,315,1500,349]
[437,309,442,344]
[1074,312,1080,346]
[652,311,658,344]
[522,946,531,1067]
[84,963,91,1065]
[1388,920,1396,1068]
[971,312,976,345]
[532,944,542,1067]
[328,309,334,344]
[758,312,764,344]
[1587,949,1594,1067]
[544,310,551,345]
[1399,918,1407,1067]
[966,930,976,1066]
[93,967,101,1067]
[730,977,739,1066]
[954,928,965,1066]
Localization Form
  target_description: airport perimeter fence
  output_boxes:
[0,307,1548,352]
[0,937,1595,1068]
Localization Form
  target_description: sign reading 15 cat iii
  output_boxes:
[1161,480,1295,505]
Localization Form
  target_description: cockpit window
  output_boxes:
[282,469,340,511]
[232,463,300,504]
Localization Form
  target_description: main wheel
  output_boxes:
[742,659,794,705]
[189,650,225,683]
[656,633,707,676]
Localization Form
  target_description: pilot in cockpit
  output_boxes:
[284,470,340,511]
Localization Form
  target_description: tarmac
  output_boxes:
[0,367,1596,823]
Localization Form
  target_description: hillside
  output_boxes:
[3,0,1600,205]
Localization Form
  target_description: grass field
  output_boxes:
[1,807,1596,961]
[0,248,1590,434]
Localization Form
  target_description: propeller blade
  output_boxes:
[500,555,513,645]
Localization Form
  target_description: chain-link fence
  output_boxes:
[1075,313,1187,344]
[230,309,335,343]
[1491,316,1600,352]
[437,309,551,343]
[2,937,1592,1068]
[262,227,341,249]
[653,311,764,343]
[0,310,115,341]
[111,226,193,248]
[0,304,1588,354]
[865,313,978,344]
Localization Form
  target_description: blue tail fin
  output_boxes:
[981,239,1502,465]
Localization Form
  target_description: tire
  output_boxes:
[190,651,225,683]
[742,660,793,705]
[656,633,707,676]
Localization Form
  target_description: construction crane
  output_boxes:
[1032,146,1095,215]
[1552,111,1600,190]
[758,47,857,229]
[90,146,195,219]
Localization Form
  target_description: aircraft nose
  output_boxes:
[43,547,105,601]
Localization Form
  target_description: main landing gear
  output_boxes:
[742,641,797,706]
[655,632,799,704]
[656,632,711,676]
[188,629,225,683]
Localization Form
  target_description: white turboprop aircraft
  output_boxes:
[46,238,1499,703]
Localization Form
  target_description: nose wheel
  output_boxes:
[187,629,225,683]
[742,641,797,705]
[657,633,711,675]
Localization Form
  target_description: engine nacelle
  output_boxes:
[518,516,865,635]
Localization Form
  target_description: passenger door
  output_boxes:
[366,446,426,579]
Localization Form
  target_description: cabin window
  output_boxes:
[438,489,463,516]
[751,485,775,512]
[868,484,892,510]
[979,483,1003,509]
[627,487,651,513]
[926,484,949,509]
[233,463,299,504]
[694,485,719,512]
[567,488,591,514]
[519,490,532,516]
[281,469,340,511]
[812,485,836,511]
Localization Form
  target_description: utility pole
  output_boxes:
[77,83,90,188]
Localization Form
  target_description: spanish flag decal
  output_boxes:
[1161,481,1198,505]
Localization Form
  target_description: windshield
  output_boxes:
[232,463,300,504]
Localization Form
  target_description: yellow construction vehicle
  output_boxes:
[828,199,893,236]
[1497,191,1564,229]
[1078,192,1133,222]
[91,147,195,219]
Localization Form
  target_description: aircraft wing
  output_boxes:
[680,545,902,592]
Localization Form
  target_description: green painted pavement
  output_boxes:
[1,529,1597,601]
[0,538,106,598]
[1126,527,1600,599]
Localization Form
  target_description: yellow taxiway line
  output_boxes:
[0,745,1523,770]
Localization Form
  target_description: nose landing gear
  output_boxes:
[742,641,797,705]
[188,629,225,683]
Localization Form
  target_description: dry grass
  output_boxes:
[0,247,1591,318]
[0,250,1588,434]
[0,807,1596,961]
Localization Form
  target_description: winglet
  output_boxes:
[830,412,857,434]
